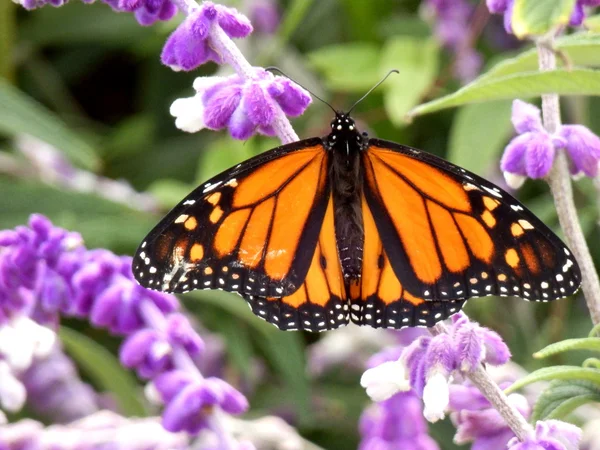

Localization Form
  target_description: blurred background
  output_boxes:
[1,0,599,448]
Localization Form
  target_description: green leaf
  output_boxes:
[447,100,513,173]
[533,379,600,421]
[512,0,577,38]
[0,79,100,171]
[481,34,600,81]
[533,337,600,358]
[59,327,147,416]
[381,37,439,126]
[505,366,600,394]
[307,43,381,92]
[408,69,600,118]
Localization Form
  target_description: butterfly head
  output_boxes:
[327,112,364,148]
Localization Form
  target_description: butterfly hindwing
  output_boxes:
[361,139,581,303]
[133,138,331,298]
[244,195,349,331]
[349,193,466,328]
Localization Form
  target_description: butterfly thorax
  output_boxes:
[327,113,366,282]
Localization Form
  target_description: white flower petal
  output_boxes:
[360,360,410,402]
[422,372,449,423]
[144,382,163,406]
[193,76,228,92]
[170,96,206,133]
[0,362,26,412]
[503,171,526,189]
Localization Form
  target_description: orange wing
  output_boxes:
[361,139,580,305]
[133,139,331,299]
[246,196,348,331]
[349,194,465,328]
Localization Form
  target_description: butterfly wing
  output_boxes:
[348,193,465,328]
[133,138,331,298]
[360,139,581,307]
[244,195,349,331]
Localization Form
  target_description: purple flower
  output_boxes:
[361,313,510,423]
[161,2,252,72]
[249,0,280,34]
[359,392,440,450]
[486,0,600,34]
[154,370,248,434]
[423,0,482,82]
[103,0,177,26]
[21,344,101,423]
[507,420,581,450]
[170,69,311,139]
[501,100,600,187]
[0,215,248,441]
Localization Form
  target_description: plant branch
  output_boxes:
[537,37,600,325]
[169,0,300,144]
[431,323,533,441]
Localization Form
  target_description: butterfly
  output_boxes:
[133,111,581,332]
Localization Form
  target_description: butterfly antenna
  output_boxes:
[347,69,399,115]
[265,67,337,115]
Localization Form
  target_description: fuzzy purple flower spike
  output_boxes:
[360,313,510,423]
[0,215,248,445]
[501,100,600,188]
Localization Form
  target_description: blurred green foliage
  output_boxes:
[3,0,600,448]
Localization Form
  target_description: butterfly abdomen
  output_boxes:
[330,124,364,281]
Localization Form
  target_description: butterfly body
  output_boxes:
[134,112,581,332]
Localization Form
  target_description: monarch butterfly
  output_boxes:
[133,105,581,332]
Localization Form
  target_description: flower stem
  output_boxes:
[431,323,533,441]
[537,37,600,325]
[169,0,300,144]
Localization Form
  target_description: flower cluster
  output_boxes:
[508,420,581,450]
[360,313,511,422]
[170,69,311,139]
[487,0,600,33]
[500,100,600,188]
[0,215,247,444]
[423,0,482,82]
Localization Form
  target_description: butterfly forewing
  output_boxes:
[362,139,581,304]
[133,138,331,298]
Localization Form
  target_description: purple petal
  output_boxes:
[486,0,510,13]
[210,378,248,414]
[120,329,161,368]
[449,384,491,411]
[503,0,514,33]
[422,334,456,378]
[268,79,312,116]
[215,4,253,38]
[512,100,543,133]
[481,329,511,365]
[165,314,204,356]
[153,370,196,403]
[242,83,275,126]
[162,384,209,434]
[524,132,555,179]
[500,133,534,175]
[569,3,585,26]
[454,323,485,372]
[229,105,256,140]
[559,124,600,177]
[403,337,431,396]
[204,85,243,129]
